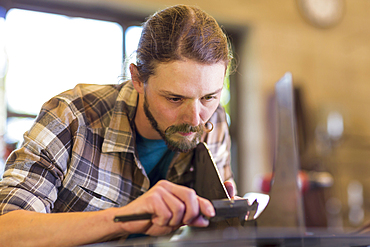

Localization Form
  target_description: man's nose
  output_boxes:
[183,101,201,127]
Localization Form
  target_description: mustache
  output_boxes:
[165,123,204,136]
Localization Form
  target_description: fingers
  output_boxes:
[120,180,216,236]
[197,196,215,219]
[155,187,185,226]
[186,197,215,227]
[224,181,236,198]
[152,181,215,227]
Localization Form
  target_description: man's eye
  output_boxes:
[167,97,183,103]
[203,95,216,101]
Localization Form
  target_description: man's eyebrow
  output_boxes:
[207,88,223,95]
[159,90,185,98]
[159,87,223,97]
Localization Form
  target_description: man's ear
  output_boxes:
[129,63,145,94]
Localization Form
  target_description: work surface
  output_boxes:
[89,226,370,247]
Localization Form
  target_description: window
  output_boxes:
[3,8,123,144]
[0,8,126,176]
[124,26,142,78]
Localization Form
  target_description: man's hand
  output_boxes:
[116,180,215,236]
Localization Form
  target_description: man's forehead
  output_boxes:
[147,60,226,94]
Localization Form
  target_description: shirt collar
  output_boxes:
[102,81,138,153]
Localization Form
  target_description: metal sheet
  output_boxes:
[257,72,305,229]
[193,142,230,201]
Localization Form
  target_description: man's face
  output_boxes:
[142,59,225,152]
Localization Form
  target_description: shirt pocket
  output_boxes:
[72,185,120,211]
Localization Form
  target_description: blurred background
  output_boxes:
[1,0,370,231]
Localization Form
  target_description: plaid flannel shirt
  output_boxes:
[0,81,233,215]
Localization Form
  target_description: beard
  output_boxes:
[143,94,204,153]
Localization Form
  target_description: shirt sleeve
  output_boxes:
[0,96,78,215]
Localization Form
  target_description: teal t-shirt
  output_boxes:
[136,132,175,188]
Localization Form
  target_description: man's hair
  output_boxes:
[135,5,233,83]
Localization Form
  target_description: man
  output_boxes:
[0,4,236,246]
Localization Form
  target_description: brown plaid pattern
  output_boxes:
[0,81,233,215]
